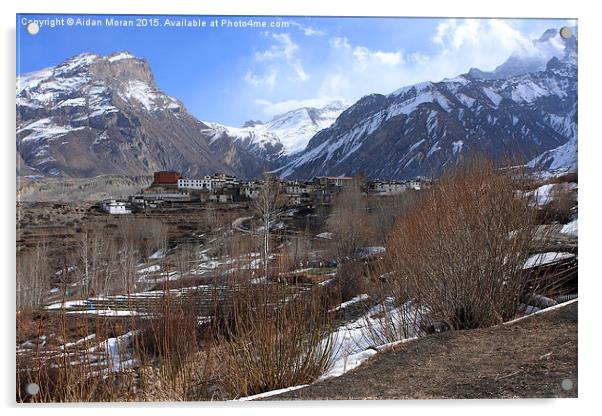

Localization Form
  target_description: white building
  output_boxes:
[284,181,315,195]
[178,173,239,191]
[211,173,238,190]
[373,181,406,195]
[242,181,262,199]
[178,176,213,191]
[101,200,131,214]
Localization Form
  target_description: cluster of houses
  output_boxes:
[100,171,428,214]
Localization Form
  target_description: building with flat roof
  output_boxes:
[153,171,181,185]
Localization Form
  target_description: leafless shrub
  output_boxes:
[138,290,202,372]
[383,157,538,330]
[16,310,137,402]
[252,174,286,280]
[367,190,420,244]
[121,217,168,258]
[213,283,336,398]
[17,291,214,402]
[174,243,198,280]
[358,299,425,347]
[336,261,369,302]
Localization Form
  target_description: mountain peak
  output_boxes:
[242,120,264,128]
[538,28,559,42]
[465,27,574,80]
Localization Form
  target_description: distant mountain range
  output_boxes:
[16,27,577,181]
[277,27,577,179]
[201,100,348,161]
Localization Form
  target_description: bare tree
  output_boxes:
[327,177,370,261]
[367,190,419,244]
[16,239,50,310]
[77,229,90,294]
[251,174,284,281]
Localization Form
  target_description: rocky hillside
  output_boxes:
[16,52,269,179]
[17,174,153,202]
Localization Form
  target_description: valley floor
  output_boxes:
[268,301,578,400]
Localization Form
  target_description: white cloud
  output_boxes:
[244,67,277,88]
[314,19,555,102]
[353,46,403,67]
[432,19,541,71]
[289,21,325,37]
[245,33,309,87]
[330,36,351,50]
[254,33,299,61]
[292,61,309,82]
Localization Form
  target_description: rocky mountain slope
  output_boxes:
[16,51,270,179]
[17,174,153,202]
[278,28,577,180]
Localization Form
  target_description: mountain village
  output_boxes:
[100,171,428,214]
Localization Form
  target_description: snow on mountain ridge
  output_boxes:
[262,100,349,154]
[204,100,349,159]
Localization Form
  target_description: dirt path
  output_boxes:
[232,216,253,234]
[270,301,578,400]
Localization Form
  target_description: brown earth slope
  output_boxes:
[271,301,578,400]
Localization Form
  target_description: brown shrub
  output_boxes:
[383,157,538,330]
[213,283,336,398]
[336,261,369,302]
[138,292,201,369]
[327,177,372,260]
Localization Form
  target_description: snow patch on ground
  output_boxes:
[560,219,578,237]
[149,249,166,259]
[321,349,378,380]
[523,252,575,269]
[236,384,310,401]
[137,264,160,274]
[321,299,425,381]
[330,294,369,312]
[316,232,334,240]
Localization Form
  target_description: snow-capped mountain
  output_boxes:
[202,100,348,161]
[279,28,577,179]
[257,101,349,154]
[16,51,269,178]
[201,122,286,162]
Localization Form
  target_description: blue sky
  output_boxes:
[17,14,574,126]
